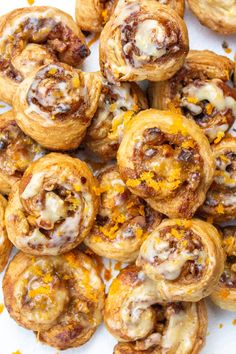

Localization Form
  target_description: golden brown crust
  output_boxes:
[0,110,45,195]
[0,6,90,104]
[100,0,189,82]
[85,75,148,160]
[13,64,102,151]
[211,226,236,312]
[75,0,185,33]
[148,50,236,143]
[117,109,215,219]
[136,218,224,302]
[0,194,12,272]
[84,165,162,262]
[199,137,236,223]
[105,265,208,353]
[3,250,105,350]
[188,0,236,34]
[5,153,99,255]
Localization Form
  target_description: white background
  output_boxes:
[0,1,235,353]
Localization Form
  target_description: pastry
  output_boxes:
[75,0,185,33]
[149,50,236,142]
[136,218,224,302]
[84,165,162,262]
[211,226,236,312]
[100,0,189,82]
[5,153,99,255]
[0,6,90,104]
[13,63,102,151]
[3,250,105,350]
[0,110,45,195]
[188,0,236,35]
[85,75,148,160]
[117,109,215,218]
[200,137,236,223]
[0,195,12,272]
[105,265,207,353]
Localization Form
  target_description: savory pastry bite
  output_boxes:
[0,6,90,104]
[211,226,236,312]
[149,50,236,143]
[5,153,99,255]
[100,0,189,82]
[136,218,224,302]
[0,110,45,195]
[3,250,105,350]
[85,76,148,160]
[84,165,162,262]
[117,109,215,218]
[105,265,207,353]
[75,0,185,33]
[13,63,102,151]
[200,137,236,223]
[0,195,12,272]
[188,0,236,35]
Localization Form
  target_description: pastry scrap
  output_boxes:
[75,0,185,33]
[3,250,105,350]
[100,0,189,82]
[200,137,236,223]
[105,265,207,353]
[5,153,99,255]
[0,110,45,195]
[85,75,148,160]
[117,109,215,218]
[0,195,12,272]
[137,218,224,302]
[188,0,236,34]
[84,165,162,262]
[149,50,236,142]
[0,6,90,104]
[211,226,236,312]
[13,63,102,150]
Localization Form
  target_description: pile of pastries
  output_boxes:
[0,0,235,352]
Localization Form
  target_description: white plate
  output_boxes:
[0,1,235,353]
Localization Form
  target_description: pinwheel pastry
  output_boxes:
[200,137,236,223]
[75,0,185,33]
[100,0,189,82]
[0,195,12,272]
[84,165,162,262]
[0,6,90,104]
[149,50,236,143]
[105,265,207,353]
[3,250,105,350]
[188,0,236,35]
[136,218,224,302]
[211,226,236,312]
[85,76,148,160]
[5,153,99,255]
[13,63,102,151]
[0,110,45,195]
[117,109,215,218]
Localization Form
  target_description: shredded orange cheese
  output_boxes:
[181,140,195,149]
[0,303,4,314]
[205,103,213,115]
[28,285,51,298]
[126,179,141,188]
[72,77,80,89]
[219,288,230,299]
[175,219,192,228]
[109,278,121,296]
[214,131,225,144]
[48,67,57,75]
[168,116,188,136]
[27,0,34,4]
[12,351,21,354]
[222,236,236,255]
[220,154,229,163]
[215,203,225,214]
[187,97,198,104]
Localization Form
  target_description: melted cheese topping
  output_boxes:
[40,192,66,225]
[21,172,45,199]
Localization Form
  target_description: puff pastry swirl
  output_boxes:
[3,250,105,350]
[0,195,12,272]
[5,153,99,255]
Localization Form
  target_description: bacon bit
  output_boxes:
[0,303,4,314]
[114,261,122,271]
[219,288,230,299]
[232,319,236,325]
[187,97,198,104]
[214,131,225,144]
[205,103,213,115]
[87,33,100,47]
[215,203,225,214]
[206,216,214,224]
[27,0,34,4]
[218,323,224,329]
